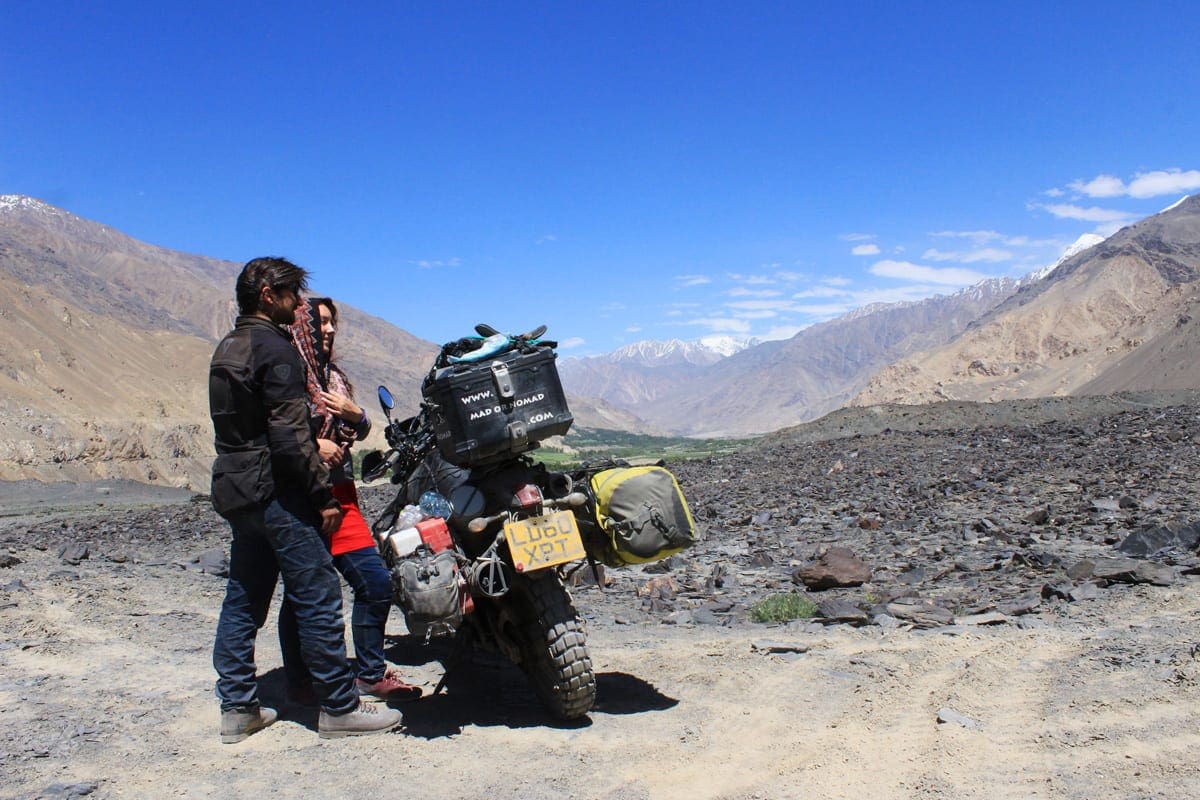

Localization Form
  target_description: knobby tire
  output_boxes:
[514,572,597,720]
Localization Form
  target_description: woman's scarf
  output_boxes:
[288,297,356,446]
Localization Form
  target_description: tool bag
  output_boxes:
[392,549,463,639]
[581,465,697,566]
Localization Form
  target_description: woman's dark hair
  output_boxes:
[313,296,339,328]
[235,257,310,315]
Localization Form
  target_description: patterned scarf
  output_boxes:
[288,297,357,446]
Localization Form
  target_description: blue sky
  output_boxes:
[4,2,1199,355]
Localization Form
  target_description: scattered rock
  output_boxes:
[953,611,1007,626]
[751,640,809,654]
[57,543,89,565]
[192,548,228,577]
[1119,521,1200,557]
[638,576,679,600]
[793,547,872,590]
[937,708,982,730]
[886,598,954,627]
[815,598,870,625]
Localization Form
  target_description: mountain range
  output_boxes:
[2,193,1198,488]
[0,195,628,487]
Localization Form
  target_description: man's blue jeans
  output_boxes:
[279,545,394,686]
[212,491,358,713]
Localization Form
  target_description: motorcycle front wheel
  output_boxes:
[510,571,597,721]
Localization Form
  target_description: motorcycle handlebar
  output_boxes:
[363,448,401,483]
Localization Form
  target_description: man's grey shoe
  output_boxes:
[220,705,278,744]
[318,700,402,739]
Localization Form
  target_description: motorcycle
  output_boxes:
[360,325,598,720]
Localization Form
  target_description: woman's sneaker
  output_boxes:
[355,670,422,701]
[317,700,402,739]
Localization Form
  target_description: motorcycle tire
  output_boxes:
[511,572,597,721]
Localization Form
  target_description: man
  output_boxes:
[209,256,402,742]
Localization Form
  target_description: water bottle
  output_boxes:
[395,503,425,529]
[419,491,453,520]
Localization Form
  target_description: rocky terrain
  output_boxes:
[2,396,1199,799]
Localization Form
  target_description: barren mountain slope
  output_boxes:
[853,195,1200,406]
[0,282,214,487]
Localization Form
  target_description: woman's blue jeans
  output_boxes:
[212,492,358,713]
[279,545,394,686]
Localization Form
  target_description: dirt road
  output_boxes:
[3,535,1198,800]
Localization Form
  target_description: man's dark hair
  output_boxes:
[235,257,311,315]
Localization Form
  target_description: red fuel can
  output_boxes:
[416,517,453,552]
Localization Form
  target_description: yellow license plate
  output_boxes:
[504,509,586,572]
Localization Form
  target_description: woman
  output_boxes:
[278,296,421,704]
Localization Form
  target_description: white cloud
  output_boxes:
[1035,203,1133,223]
[822,275,852,287]
[674,274,712,287]
[1069,174,1126,197]
[840,232,876,242]
[851,243,881,256]
[792,285,851,299]
[922,247,1012,264]
[412,257,462,269]
[726,299,796,313]
[536,234,558,245]
[870,260,988,285]
[557,337,586,349]
[1127,169,1200,198]
[848,284,966,308]
[726,272,775,285]
[759,325,806,341]
[686,317,752,333]
[931,229,1003,243]
[793,302,857,317]
[1065,168,1200,199]
[727,287,782,298]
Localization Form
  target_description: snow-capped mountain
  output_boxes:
[1029,233,1107,281]
[599,336,760,367]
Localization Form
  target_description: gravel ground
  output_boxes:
[2,395,1199,800]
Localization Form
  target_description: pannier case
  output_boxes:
[423,345,574,466]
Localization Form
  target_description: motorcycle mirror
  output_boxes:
[360,450,385,481]
[377,385,395,417]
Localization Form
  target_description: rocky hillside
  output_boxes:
[853,194,1200,406]
[0,196,632,488]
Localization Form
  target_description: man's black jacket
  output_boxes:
[208,315,336,517]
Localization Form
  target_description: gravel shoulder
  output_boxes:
[3,395,1200,800]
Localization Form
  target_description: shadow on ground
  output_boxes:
[383,634,678,738]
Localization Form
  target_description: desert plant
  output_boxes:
[749,593,818,623]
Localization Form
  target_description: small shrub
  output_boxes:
[749,593,817,623]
